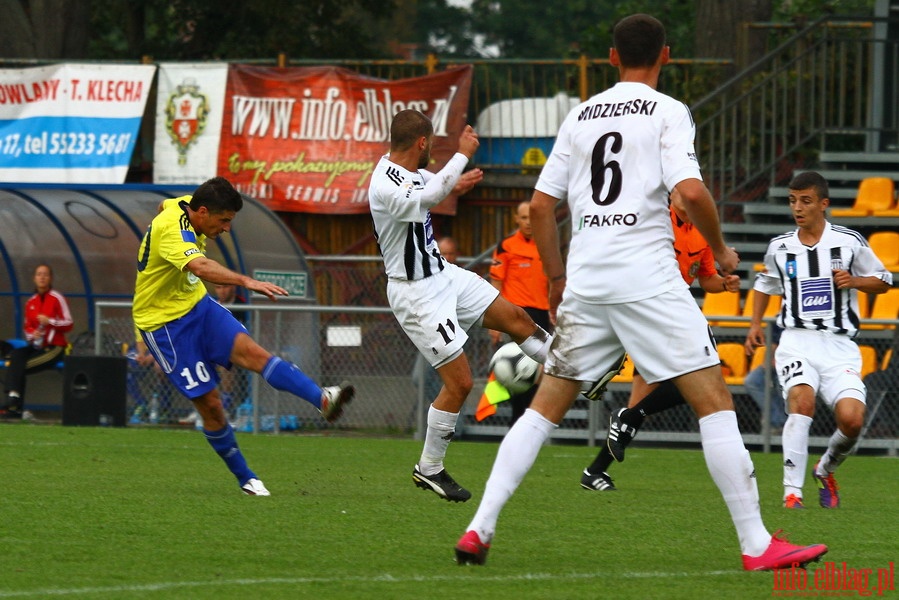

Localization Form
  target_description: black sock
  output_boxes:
[630,380,684,420]
[586,444,615,475]
[586,380,685,476]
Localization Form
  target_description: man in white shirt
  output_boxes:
[369,109,554,503]
[745,170,891,510]
[454,13,827,572]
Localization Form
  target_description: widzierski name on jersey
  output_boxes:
[577,99,658,121]
[578,213,638,229]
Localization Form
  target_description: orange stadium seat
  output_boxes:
[882,348,893,370]
[717,342,748,385]
[831,177,895,217]
[702,290,742,327]
[868,231,899,271]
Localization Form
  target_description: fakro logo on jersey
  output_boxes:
[578,213,638,229]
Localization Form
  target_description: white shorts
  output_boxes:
[775,329,866,408]
[546,288,720,384]
[387,263,499,368]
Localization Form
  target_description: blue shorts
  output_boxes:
[140,295,249,399]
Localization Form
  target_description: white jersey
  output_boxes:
[753,221,892,337]
[369,153,468,281]
[536,82,703,303]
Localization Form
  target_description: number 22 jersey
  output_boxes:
[536,81,703,304]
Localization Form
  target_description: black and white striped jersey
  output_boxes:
[754,221,893,336]
[368,153,468,281]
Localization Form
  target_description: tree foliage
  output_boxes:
[0,0,877,63]
[86,0,398,61]
[407,1,701,60]
[0,0,90,59]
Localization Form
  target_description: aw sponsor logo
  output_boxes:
[772,561,895,597]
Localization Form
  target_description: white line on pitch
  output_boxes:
[0,569,744,597]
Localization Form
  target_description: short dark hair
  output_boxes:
[614,14,666,68]
[390,109,433,152]
[189,176,243,213]
[788,171,829,200]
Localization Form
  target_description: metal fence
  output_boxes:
[95,298,899,455]
[288,16,899,218]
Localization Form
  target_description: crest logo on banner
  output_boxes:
[165,78,209,165]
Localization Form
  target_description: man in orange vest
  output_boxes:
[486,200,551,423]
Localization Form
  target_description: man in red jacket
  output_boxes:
[1,264,73,419]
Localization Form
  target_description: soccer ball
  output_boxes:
[489,342,539,394]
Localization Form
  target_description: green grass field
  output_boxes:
[0,424,895,599]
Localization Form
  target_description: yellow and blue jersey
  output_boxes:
[133,196,208,332]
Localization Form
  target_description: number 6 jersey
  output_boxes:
[536,81,703,303]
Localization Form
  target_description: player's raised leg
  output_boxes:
[481,295,552,364]
[231,332,355,423]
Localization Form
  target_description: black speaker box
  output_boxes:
[62,356,128,427]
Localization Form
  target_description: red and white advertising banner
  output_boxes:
[0,63,155,183]
[153,63,228,185]
[218,64,473,215]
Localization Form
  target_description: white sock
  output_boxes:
[467,408,556,543]
[698,410,770,557]
[818,428,857,475]
[417,405,459,476]
[782,414,813,499]
[517,326,552,364]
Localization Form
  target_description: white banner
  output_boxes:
[0,63,156,183]
[153,62,228,185]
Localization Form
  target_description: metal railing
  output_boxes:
[94,300,899,455]
[693,16,899,218]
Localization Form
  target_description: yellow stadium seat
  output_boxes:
[857,291,870,320]
[831,177,895,217]
[717,342,749,385]
[702,290,742,327]
[749,345,767,372]
[858,345,878,379]
[742,288,782,320]
[868,231,899,271]
[861,287,899,330]
[882,348,893,370]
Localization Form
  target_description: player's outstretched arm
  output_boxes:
[185,257,288,301]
